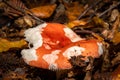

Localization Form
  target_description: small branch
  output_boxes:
[84,57,94,80]
[77,0,102,20]
[3,0,45,24]
[26,10,45,24]
[2,0,25,15]
[98,2,120,18]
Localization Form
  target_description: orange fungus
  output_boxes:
[21,23,103,70]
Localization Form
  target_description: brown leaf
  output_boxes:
[109,15,120,44]
[112,31,120,44]
[111,65,120,80]
[23,15,35,27]
[93,17,109,28]
[65,2,84,21]
[66,20,87,28]
[30,4,56,18]
[3,68,27,80]
[108,15,120,39]
[0,39,27,52]
[3,0,27,17]
[110,9,119,22]
[111,52,120,66]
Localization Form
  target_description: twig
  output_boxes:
[84,57,94,80]
[2,0,25,15]
[86,1,120,24]
[2,0,45,24]
[98,1,120,17]
[25,9,45,24]
[101,48,110,72]
[77,0,102,20]
[74,29,93,34]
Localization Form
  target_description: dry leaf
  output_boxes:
[111,52,120,66]
[23,15,35,27]
[3,68,27,80]
[66,20,87,28]
[108,15,120,43]
[65,2,84,21]
[0,39,27,52]
[93,17,109,28]
[112,31,120,44]
[3,0,27,17]
[111,65,120,80]
[30,4,56,18]
[92,33,104,42]
[110,9,119,22]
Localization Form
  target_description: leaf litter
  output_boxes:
[0,0,120,80]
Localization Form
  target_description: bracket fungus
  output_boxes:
[21,23,103,70]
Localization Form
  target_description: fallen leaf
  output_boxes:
[92,33,104,42]
[112,31,120,44]
[65,2,84,21]
[111,52,120,66]
[0,39,27,52]
[3,68,27,80]
[3,0,27,17]
[23,15,35,27]
[108,15,120,44]
[110,9,119,22]
[111,65,120,80]
[93,17,109,28]
[66,20,87,28]
[30,4,56,18]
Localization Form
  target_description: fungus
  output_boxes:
[21,23,103,70]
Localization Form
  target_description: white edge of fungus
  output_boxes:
[21,23,47,64]
[63,46,85,59]
[24,23,47,49]
[42,50,61,70]
[21,48,38,64]
[97,42,103,55]
[63,27,83,42]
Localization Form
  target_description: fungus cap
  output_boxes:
[21,23,103,70]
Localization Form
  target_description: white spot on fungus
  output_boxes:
[24,23,47,49]
[63,46,85,59]
[21,48,38,64]
[63,27,83,42]
[42,50,61,70]
[21,23,47,65]
[43,44,52,49]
